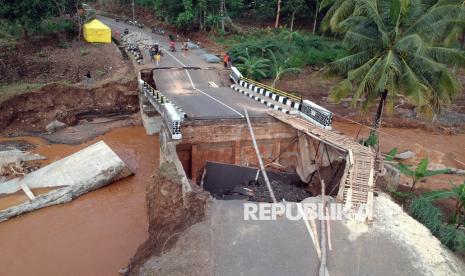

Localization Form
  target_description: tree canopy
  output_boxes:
[0,0,79,39]
[324,0,465,118]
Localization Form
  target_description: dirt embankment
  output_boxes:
[0,80,139,134]
[126,162,209,275]
[0,38,132,85]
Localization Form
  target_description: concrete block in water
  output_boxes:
[0,141,132,222]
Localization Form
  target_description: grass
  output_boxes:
[0,82,45,103]
[409,197,465,254]
[80,48,89,56]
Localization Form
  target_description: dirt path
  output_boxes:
[0,126,158,276]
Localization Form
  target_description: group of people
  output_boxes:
[149,42,162,66]
[148,38,232,68]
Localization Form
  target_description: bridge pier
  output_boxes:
[139,89,163,135]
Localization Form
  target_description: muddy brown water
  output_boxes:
[0,126,158,276]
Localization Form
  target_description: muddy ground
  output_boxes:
[0,38,132,86]
[0,80,139,136]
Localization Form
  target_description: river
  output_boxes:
[0,126,158,276]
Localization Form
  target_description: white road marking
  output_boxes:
[164,49,244,117]
[164,49,187,67]
[102,18,244,118]
[195,88,244,118]
[208,81,219,88]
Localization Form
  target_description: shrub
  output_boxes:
[221,29,347,78]
[410,197,444,234]
[409,197,465,254]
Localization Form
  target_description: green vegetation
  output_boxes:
[0,82,45,103]
[323,0,465,142]
[235,48,270,80]
[0,0,80,41]
[134,0,316,32]
[216,29,346,80]
[410,196,465,254]
[397,158,451,191]
[423,181,465,228]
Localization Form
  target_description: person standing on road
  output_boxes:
[183,41,189,56]
[155,52,161,66]
[223,53,230,69]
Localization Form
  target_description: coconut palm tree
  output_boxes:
[323,0,465,135]
[236,48,270,80]
[320,0,356,33]
[423,181,465,228]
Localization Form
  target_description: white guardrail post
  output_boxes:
[138,78,182,140]
[231,67,333,129]
[230,66,243,84]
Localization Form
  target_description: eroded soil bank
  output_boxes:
[0,80,139,134]
[0,126,157,276]
[126,162,210,275]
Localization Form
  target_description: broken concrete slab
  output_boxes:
[0,150,45,168]
[0,141,132,222]
[46,120,67,133]
[395,150,415,160]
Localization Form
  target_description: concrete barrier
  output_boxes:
[232,67,333,129]
[230,66,242,84]
[300,100,333,129]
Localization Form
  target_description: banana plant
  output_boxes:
[396,158,451,192]
[422,181,465,228]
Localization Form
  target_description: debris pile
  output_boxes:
[239,179,312,202]
[121,32,157,64]
[121,32,156,49]
[0,147,45,183]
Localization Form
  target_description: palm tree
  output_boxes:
[397,158,450,192]
[268,49,301,87]
[236,48,270,80]
[320,0,355,33]
[423,181,465,228]
[323,0,465,135]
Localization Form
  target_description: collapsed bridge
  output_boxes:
[138,66,377,221]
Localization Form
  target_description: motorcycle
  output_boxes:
[169,41,176,52]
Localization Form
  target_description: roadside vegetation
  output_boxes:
[214,28,346,81]
[409,181,465,255]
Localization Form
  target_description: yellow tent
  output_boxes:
[83,19,111,43]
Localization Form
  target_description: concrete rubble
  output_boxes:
[0,150,45,168]
[395,150,415,160]
[46,119,67,133]
[0,141,132,222]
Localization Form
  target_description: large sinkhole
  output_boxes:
[201,161,312,202]
[176,119,348,203]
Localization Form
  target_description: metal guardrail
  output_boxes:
[240,77,302,102]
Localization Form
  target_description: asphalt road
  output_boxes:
[98,16,268,119]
